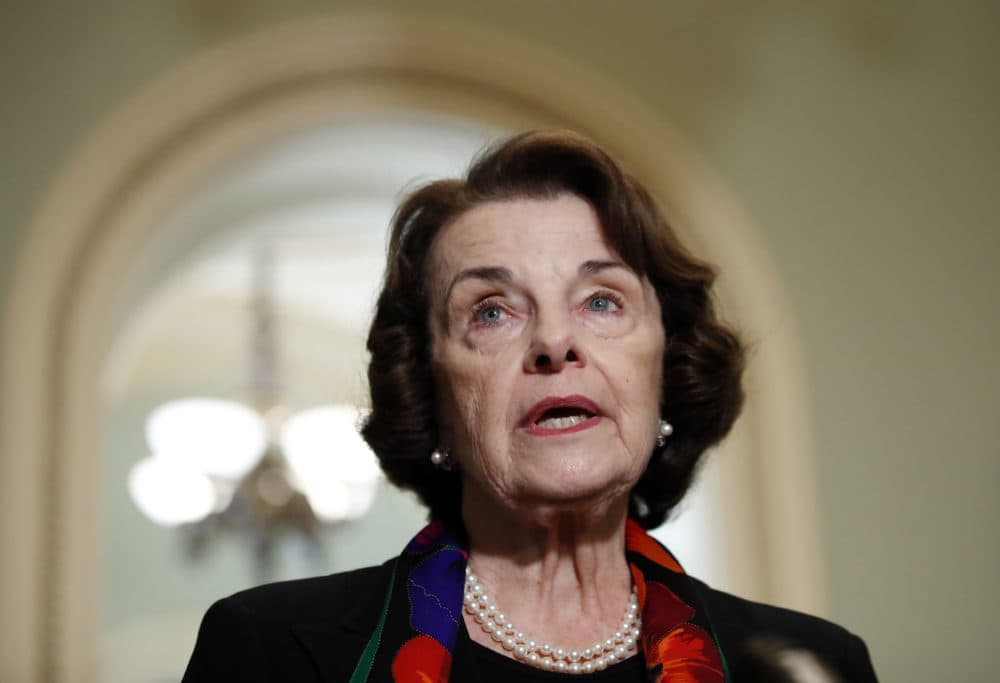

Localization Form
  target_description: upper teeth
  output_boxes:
[537,414,589,429]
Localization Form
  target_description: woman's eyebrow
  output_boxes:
[445,266,513,303]
[579,259,628,276]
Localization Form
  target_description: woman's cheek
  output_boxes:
[463,318,523,353]
[583,311,636,338]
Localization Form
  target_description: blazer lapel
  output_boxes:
[291,565,392,682]
[293,623,368,682]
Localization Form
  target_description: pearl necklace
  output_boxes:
[463,566,642,674]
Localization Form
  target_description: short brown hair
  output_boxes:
[361,130,744,530]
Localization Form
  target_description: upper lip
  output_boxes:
[521,395,602,426]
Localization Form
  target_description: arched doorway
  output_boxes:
[0,14,823,682]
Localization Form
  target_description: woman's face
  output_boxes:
[428,194,665,512]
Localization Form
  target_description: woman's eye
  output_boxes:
[586,294,620,313]
[474,304,506,325]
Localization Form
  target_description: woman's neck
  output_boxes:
[460,486,635,654]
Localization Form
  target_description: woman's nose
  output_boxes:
[524,311,584,373]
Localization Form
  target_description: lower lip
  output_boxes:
[524,415,602,437]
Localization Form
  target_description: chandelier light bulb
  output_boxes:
[128,455,217,526]
[304,479,353,522]
[280,404,381,522]
[342,477,380,520]
[145,398,267,479]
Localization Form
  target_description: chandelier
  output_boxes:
[127,241,380,579]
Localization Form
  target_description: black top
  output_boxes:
[182,559,879,682]
[462,624,645,682]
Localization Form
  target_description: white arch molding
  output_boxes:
[0,13,826,682]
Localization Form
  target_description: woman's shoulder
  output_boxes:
[687,577,878,682]
[688,576,853,638]
[216,559,394,622]
[183,561,395,682]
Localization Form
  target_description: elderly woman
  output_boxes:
[183,131,878,682]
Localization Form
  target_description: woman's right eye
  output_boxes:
[475,305,505,325]
[471,300,507,326]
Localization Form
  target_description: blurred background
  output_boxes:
[1,2,996,682]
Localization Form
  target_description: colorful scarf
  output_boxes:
[349,519,727,682]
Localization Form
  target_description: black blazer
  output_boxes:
[182,560,878,682]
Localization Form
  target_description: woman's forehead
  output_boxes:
[430,195,621,272]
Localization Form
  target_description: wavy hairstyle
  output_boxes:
[361,130,744,530]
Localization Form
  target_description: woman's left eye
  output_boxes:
[586,294,621,313]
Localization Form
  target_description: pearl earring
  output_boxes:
[430,451,452,470]
[655,419,673,447]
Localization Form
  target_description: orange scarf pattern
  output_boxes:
[350,518,727,682]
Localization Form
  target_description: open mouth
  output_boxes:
[534,406,595,430]
[523,395,602,435]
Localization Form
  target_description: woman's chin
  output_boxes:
[508,462,634,513]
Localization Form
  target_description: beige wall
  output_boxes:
[2,2,997,681]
